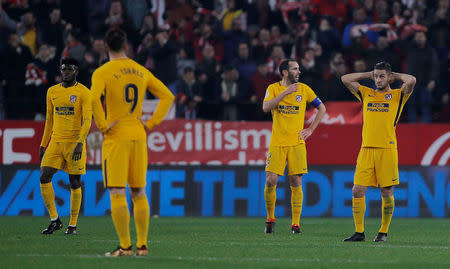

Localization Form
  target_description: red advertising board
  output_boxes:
[0,120,448,166]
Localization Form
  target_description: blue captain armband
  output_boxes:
[311,97,322,108]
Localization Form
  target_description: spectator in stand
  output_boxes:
[196,43,220,100]
[267,44,285,76]
[316,16,341,58]
[249,60,278,120]
[299,47,323,91]
[38,7,65,56]
[217,65,246,120]
[102,0,137,46]
[366,36,402,73]
[90,36,107,66]
[353,58,375,88]
[231,42,257,91]
[374,0,390,23]
[172,67,203,119]
[219,11,248,64]
[85,0,109,35]
[342,8,378,48]
[149,28,178,85]
[323,51,352,102]
[136,32,154,69]
[25,44,57,118]
[123,0,150,32]
[176,46,196,80]
[194,23,224,62]
[62,25,85,63]
[138,13,157,41]
[252,28,272,61]
[2,33,32,119]
[436,50,449,122]
[406,31,439,123]
[18,11,37,56]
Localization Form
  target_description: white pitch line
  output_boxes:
[89,239,448,250]
[12,254,450,265]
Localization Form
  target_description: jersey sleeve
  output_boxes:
[305,84,318,102]
[78,89,92,143]
[145,71,175,130]
[353,85,369,103]
[90,70,108,133]
[40,88,54,147]
[263,84,275,102]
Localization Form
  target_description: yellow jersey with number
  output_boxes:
[263,82,318,147]
[352,85,412,149]
[40,82,92,147]
[91,58,174,142]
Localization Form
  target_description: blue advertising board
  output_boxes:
[0,165,448,217]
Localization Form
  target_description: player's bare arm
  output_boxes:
[299,103,326,140]
[341,72,372,93]
[392,72,416,95]
[262,83,299,113]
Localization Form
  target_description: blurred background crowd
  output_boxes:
[0,0,448,122]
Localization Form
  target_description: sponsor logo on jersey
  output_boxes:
[278,105,300,114]
[296,95,302,102]
[70,95,77,103]
[367,102,389,112]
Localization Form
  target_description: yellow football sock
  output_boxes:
[353,197,366,233]
[291,186,303,226]
[110,193,131,248]
[69,187,82,227]
[40,182,58,220]
[133,194,149,248]
[379,196,394,234]
[264,185,276,221]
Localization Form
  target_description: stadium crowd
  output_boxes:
[0,0,448,122]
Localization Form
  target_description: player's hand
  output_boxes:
[39,146,45,162]
[139,117,152,132]
[283,83,299,96]
[299,127,314,141]
[104,121,119,134]
[72,143,83,161]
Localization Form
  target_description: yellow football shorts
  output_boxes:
[265,144,308,176]
[354,147,399,187]
[102,140,148,188]
[41,141,87,174]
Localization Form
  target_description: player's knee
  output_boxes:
[265,172,278,187]
[39,171,52,184]
[69,176,81,189]
[352,185,366,198]
[381,186,393,197]
[130,187,146,199]
[39,176,51,184]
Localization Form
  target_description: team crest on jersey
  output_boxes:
[385,93,392,100]
[70,95,77,103]
[296,95,302,102]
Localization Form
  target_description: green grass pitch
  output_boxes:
[1,217,449,269]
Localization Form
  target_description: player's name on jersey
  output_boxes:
[55,106,75,115]
[120,67,144,78]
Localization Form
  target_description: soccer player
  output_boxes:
[341,62,415,242]
[263,59,326,234]
[91,28,174,256]
[39,58,92,235]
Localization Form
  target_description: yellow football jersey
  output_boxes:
[91,58,174,142]
[40,82,92,147]
[264,82,318,147]
[353,85,411,148]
